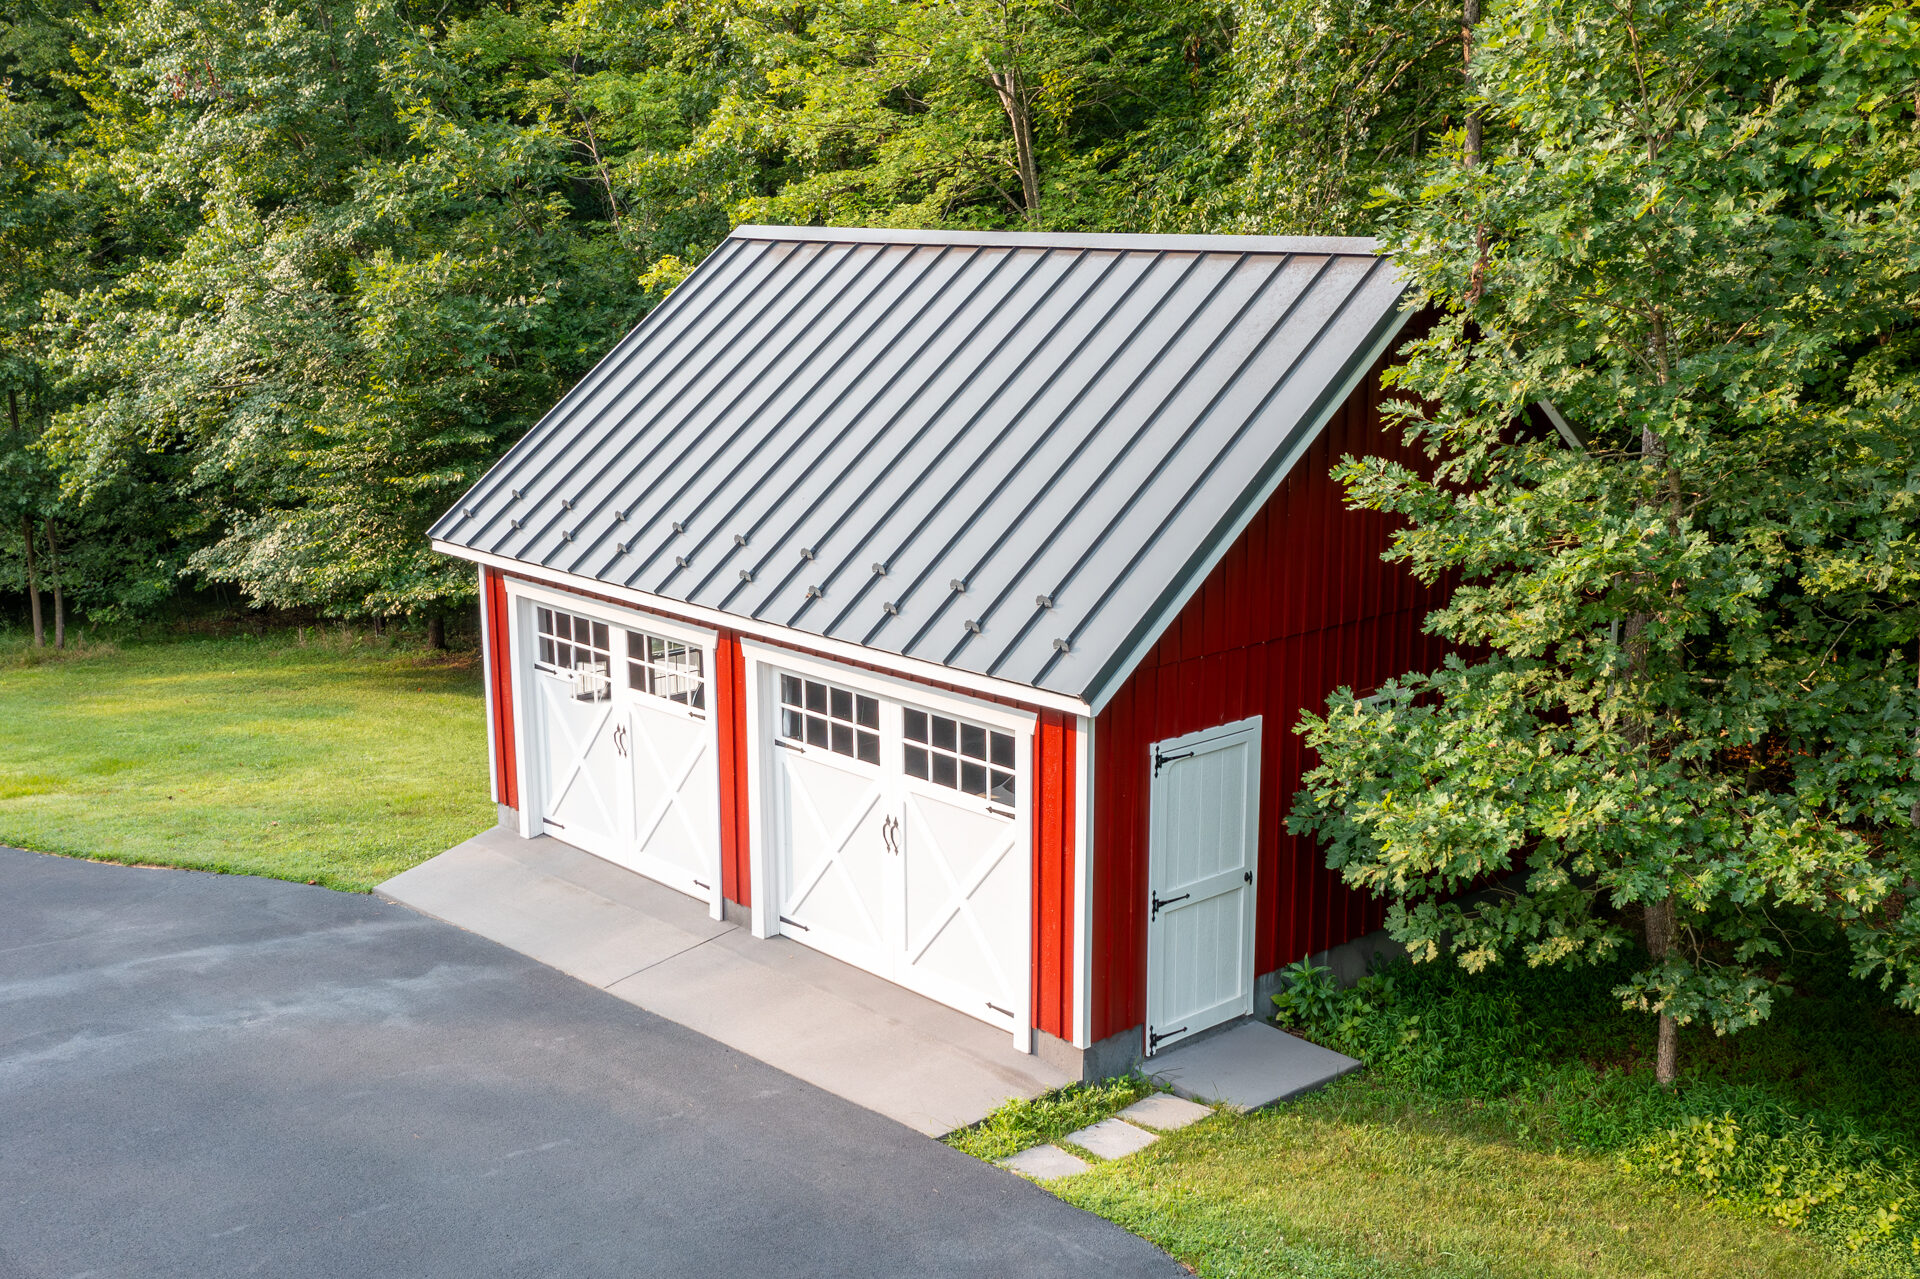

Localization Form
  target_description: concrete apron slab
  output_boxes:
[1146,1021,1361,1111]
[380,828,1070,1136]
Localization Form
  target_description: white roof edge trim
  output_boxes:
[1538,400,1589,450]
[1083,300,1418,717]
[728,223,1380,256]
[736,637,1037,735]
[438,540,1093,717]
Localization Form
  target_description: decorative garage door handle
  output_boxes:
[880,815,901,855]
[612,724,628,757]
[1150,890,1190,920]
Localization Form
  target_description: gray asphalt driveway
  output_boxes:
[0,847,1181,1279]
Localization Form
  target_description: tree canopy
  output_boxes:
[1290,0,1920,1077]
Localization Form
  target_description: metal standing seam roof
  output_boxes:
[429,225,1409,706]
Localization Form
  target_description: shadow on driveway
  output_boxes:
[0,847,1182,1279]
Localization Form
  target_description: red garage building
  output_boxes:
[430,225,1447,1079]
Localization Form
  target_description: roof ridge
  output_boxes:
[728,224,1381,256]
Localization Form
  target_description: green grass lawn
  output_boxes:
[965,947,1919,1278]
[1052,1080,1844,1279]
[0,632,494,891]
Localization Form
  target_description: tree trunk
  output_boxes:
[1643,895,1680,1085]
[987,64,1042,223]
[428,615,447,650]
[1462,0,1481,167]
[1461,0,1490,305]
[21,515,43,648]
[42,518,64,650]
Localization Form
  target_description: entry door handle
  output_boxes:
[1150,890,1189,920]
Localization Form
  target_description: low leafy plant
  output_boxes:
[944,1075,1159,1162]
[1270,959,1343,1032]
[1623,1113,1919,1276]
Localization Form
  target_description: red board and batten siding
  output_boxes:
[713,629,753,908]
[1087,355,1451,1044]
[478,567,1080,1041]
[481,567,518,811]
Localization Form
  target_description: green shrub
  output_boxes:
[1624,1113,1920,1276]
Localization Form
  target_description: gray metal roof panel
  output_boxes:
[431,228,1407,701]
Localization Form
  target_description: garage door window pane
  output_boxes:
[991,732,1014,770]
[781,673,882,766]
[961,761,987,798]
[622,627,707,710]
[905,707,1016,810]
[990,771,1014,806]
[536,606,614,700]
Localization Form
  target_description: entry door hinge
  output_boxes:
[1149,1024,1188,1051]
[1153,749,1194,777]
[1150,890,1190,920]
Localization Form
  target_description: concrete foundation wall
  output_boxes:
[1253,923,1407,1012]
[1036,1025,1143,1083]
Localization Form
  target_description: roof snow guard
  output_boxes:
[430,225,1408,709]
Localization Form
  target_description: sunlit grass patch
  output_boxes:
[0,633,492,891]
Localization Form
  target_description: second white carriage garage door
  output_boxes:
[752,648,1033,1044]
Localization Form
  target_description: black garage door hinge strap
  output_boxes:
[778,915,810,932]
[1149,1025,1187,1050]
[1153,749,1194,777]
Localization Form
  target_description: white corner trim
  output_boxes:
[1084,305,1415,717]
[739,650,774,940]
[1071,713,1094,1050]
[502,588,537,840]
[431,542,1092,719]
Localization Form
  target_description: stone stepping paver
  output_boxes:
[1116,1093,1213,1131]
[999,1144,1089,1179]
[1148,1021,1361,1110]
[1064,1117,1159,1159]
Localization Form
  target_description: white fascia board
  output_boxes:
[1538,399,1589,450]
[432,541,1092,719]
[1082,304,1416,717]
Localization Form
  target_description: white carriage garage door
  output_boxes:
[757,654,1032,1044]
[523,594,723,912]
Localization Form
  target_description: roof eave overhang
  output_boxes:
[1081,294,1417,718]
[434,540,1095,718]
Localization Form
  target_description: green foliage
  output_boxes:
[1275,954,1920,1272]
[1292,0,1920,1052]
[1626,1115,1919,1275]
[943,1073,1159,1160]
